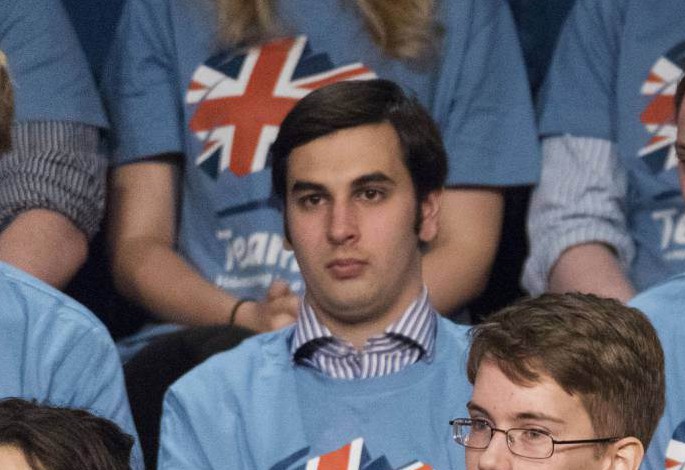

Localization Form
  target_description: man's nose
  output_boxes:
[327,200,359,245]
[476,431,513,470]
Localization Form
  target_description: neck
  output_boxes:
[308,281,425,350]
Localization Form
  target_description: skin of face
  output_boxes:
[466,359,617,470]
[284,122,441,348]
[0,446,35,470]
[676,100,685,194]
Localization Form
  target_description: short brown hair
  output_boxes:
[676,75,685,120]
[467,293,665,449]
[0,398,133,470]
[0,50,13,153]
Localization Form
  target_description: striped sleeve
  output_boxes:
[522,135,635,294]
[0,121,106,239]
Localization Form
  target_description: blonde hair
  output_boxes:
[0,50,13,153]
[214,0,440,61]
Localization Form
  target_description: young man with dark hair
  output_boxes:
[0,398,133,470]
[454,293,665,470]
[628,77,685,470]
[158,79,472,469]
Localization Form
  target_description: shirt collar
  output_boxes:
[290,286,437,360]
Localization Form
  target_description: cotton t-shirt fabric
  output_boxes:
[629,274,685,470]
[533,0,685,291]
[158,317,471,469]
[0,262,144,469]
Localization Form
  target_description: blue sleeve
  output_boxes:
[537,0,626,140]
[438,0,540,186]
[0,0,106,127]
[101,0,184,163]
[46,310,145,469]
[158,386,249,469]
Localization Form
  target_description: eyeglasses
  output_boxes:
[450,418,621,459]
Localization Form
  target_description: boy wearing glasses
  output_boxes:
[452,293,665,470]
[157,79,473,469]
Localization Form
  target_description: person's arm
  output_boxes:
[522,136,636,301]
[423,188,503,314]
[108,160,297,330]
[0,122,105,288]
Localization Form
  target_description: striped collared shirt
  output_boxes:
[290,287,437,380]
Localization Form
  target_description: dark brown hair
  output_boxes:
[0,398,133,470]
[676,75,685,120]
[467,293,665,449]
[0,50,13,153]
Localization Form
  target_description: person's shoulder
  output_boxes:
[0,263,109,334]
[169,327,294,398]
[630,273,685,322]
[436,316,470,345]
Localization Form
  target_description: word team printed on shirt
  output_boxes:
[186,35,376,179]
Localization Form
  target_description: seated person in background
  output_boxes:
[0,261,143,469]
[629,76,685,470]
[158,80,473,469]
[102,0,539,338]
[456,292,664,470]
[523,0,685,302]
[0,398,133,470]
[0,0,107,288]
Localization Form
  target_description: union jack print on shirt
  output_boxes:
[665,419,685,469]
[186,36,376,179]
[639,41,685,174]
[270,438,433,470]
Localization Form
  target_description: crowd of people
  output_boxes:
[0,0,683,469]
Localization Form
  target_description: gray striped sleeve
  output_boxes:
[521,135,635,295]
[0,121,106,239]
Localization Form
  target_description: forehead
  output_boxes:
[286,122,408,185]
[470,360,591,430]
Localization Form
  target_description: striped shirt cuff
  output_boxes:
[0,121,106,239]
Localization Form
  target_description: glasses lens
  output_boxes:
[453,419,491,449]
[507,429,554,459]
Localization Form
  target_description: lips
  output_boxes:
[326,258,367,279]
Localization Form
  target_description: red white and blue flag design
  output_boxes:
[639,41,685,174]
[270,438,433,470]
[186,36,376,179]
[665,420,685,469]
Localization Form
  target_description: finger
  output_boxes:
[270,312,297,330]
[267,295,300,318]
[267,279,292,300]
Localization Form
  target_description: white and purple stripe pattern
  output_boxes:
[291,288,436,380]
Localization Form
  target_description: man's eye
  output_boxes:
[299,194,324,207]
[357,188,384,201]
[521,429,548,441]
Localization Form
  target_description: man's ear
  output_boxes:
[602,437,643,470]
[418,189,442,243]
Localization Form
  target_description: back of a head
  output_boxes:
[0,399,132,470]
[467,293,665,450]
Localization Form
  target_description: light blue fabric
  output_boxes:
[0,0,106,127]
[629,274,685,470]
[102,0,540,303]
[158,317,471,469]
[538,0,685,291]
[0,262,143,469]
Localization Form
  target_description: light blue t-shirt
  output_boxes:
[629,273,685,470]
[103,0,540,301]
[158,317,471,469]
[0,0,106,126]
[0,262,143,469]
[539,0,685,291]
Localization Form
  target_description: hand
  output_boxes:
[234,280,299,332]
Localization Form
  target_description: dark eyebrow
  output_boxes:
[467,401,565,425]
[351,172,396,189]
[290,181,327,194]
